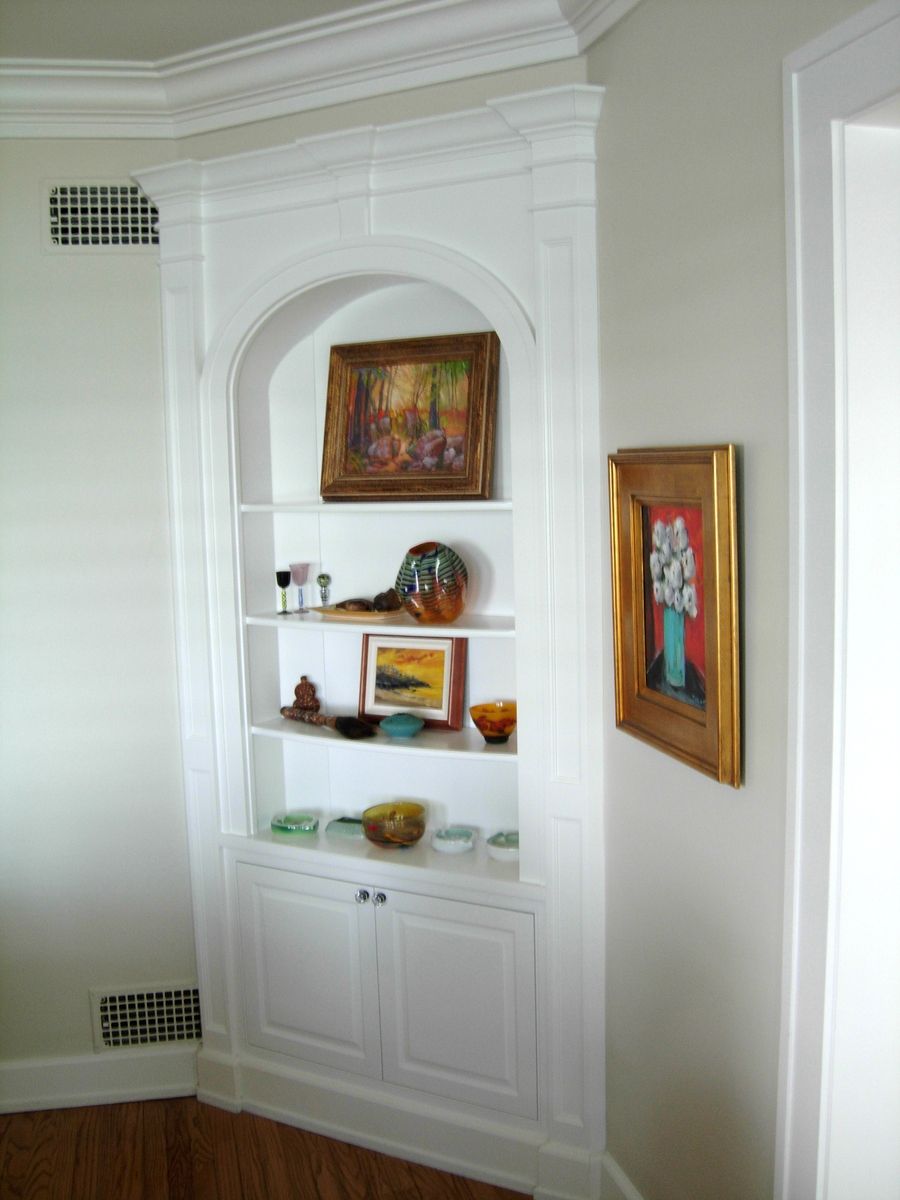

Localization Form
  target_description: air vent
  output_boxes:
[90,984,201,1052]
[48,183,158,249]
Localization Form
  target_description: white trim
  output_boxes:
[0,1045,198,1114]
[778,3,900,1198]
[0,0,639,140]
[598,1152,646,1200]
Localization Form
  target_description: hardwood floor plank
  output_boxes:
[201,1104,245,1200]
[104,1101,146,1200]
[0,1109,60,1200]
[0,1099,530,1200]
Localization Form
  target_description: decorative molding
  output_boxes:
[0,1046,197,1114]
[0,0,638,140]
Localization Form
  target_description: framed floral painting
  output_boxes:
[320,332,500,501]
[607,445,741,786]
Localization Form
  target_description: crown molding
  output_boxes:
[0,0,639,140]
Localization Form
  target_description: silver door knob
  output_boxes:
[354,888,370,904]
[372,892,387,907]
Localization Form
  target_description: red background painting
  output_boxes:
[645,502,705,680]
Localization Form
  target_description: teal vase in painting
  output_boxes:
[663,605,686,689]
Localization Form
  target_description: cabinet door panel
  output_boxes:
[377,893,537,1117]
[237,864,381,1077]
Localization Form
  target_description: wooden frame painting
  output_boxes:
[358,634,467,730]
[608,445,741,786]
[320,332,500,500]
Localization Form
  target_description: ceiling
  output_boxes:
[2,0,445,62]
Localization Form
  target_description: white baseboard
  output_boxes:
[600,1152,646,1200]
[0,1044,198,1113]
[237,1053,543,1194]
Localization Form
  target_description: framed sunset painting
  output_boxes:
[358,634,467,730]
[608,445,741,786]
[320,332,500,501]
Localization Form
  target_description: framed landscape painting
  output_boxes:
[607,445,741,786]
[320,332,500,500]
[358,634,467,730]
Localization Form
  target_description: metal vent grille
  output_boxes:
[90,985,201,1051]
[49,183,158,248]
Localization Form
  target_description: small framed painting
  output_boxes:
[358,634,467,730]
[607,445,741,786]
[320,332,500,501]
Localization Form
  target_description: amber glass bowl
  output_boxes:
[362,801,426,848]
[469,701,517,744]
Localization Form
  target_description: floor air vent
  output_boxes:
[90,985,201,1051]
[48,183,158,248]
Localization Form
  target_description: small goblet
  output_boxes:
[275,569,291,615]
[290,562,310,613]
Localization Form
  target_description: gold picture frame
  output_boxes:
[358,634,467,730]
[608,445,741,786]
[320,332,500,501]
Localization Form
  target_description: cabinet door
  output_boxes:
[236,864,382,1078]
[376,892,537,1118]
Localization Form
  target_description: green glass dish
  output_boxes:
[271,812,318,834]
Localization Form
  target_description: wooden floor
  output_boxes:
[0,1098,529,1199]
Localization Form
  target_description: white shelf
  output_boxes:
[222,830,537,901]
[246,610,515,636]
[241,499,513,514]
[251,715,518,759]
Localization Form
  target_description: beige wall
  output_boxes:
[0,138,196,1057]
[587,2,868,1198]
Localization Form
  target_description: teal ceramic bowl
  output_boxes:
[380,712,425,738]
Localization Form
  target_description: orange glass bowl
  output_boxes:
[469,701,517,744]
[362,801,426,848]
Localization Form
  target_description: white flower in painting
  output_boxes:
[649,513,698,618]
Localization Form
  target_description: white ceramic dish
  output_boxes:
[486,830,519,861]
[431,826,476,854]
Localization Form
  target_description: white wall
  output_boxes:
[586,2,870,1198]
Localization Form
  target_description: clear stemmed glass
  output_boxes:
[275,569,291,615]
[290,562,310,613]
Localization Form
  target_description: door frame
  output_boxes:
[778,2,900,1196]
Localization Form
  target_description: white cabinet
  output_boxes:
[236,862,538,1118]
[136,87,605,1195]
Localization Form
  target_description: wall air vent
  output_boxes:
[90,984,201,1052]
[48,183,158,249]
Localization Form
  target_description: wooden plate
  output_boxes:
[311,605,406,623]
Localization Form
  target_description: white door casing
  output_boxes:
[779,3,900,1196]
